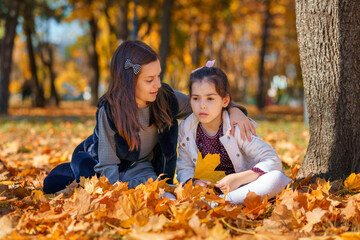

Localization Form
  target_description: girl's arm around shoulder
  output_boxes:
[93,107,121,184]
[234,119,282,173]
[176,120,196,184]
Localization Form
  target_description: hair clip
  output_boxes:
[191,60,215,73]
[124,59,142,75]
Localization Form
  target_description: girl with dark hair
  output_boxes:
[43,41,254,194]
[176,61,291,204]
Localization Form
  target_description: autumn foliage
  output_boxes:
[1,116,360,239]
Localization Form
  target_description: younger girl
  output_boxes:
[43,41,254,194]
[176,64,291,204]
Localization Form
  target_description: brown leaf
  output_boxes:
[243,191,268,219]
[268,204,303,230]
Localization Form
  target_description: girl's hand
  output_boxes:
[215,173,243,192]
[215,170,261,193]
[193,179,212,188]
[229,107,256,142]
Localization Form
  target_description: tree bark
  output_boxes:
[296,0,360,180]
[23,1,45,107]
[89,16,100,106]
[256,0,271,110]
[159,0,174,80]
[0,0,20,114]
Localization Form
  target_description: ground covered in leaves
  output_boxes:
[1,106,360,239]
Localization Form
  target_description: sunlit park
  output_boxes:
[0,0,360,239]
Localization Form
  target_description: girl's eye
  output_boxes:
[146,79,153,83]
[191,97,198,101]
[208,97,214,101]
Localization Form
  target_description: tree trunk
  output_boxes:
[190,31,200,67]
[23,2,45,107]
[296,0,360,180]
[104,0,117,38]
[0,0,20,114]
[39,42,59,106]
[256,0,271,110]
[117,0,129,42]
[89,16,100,106]
[159,0,174,80]
[130,0,138,40]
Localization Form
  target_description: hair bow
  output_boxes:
[191,60,215,73]
[124,59,142,75]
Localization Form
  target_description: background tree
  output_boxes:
[67,0,101,106]
[23,0,46,107]
[0,0,20,114]
[159,0,174,80]
[37,2,63,106]
[39,42,59,106]
[296,0,360,179]
[256,0,271,110]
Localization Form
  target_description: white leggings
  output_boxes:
[225,170,291,204]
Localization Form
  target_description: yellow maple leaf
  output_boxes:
[344,173,360,192]
[193,152,226,184]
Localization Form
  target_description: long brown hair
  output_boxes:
[98,40,173,150]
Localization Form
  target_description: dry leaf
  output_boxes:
[301,207,326,232]
[243,191,268,219]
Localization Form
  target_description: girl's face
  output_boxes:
[135,59,162,108]
[190,80,230,129]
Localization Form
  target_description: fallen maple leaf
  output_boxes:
[341,195,360,220]
[290,164,301,180]
[243,191,268,219]
[193,151,226,184]
[301,207,326,232]
[344,173,360,192]
[267,204,303,231]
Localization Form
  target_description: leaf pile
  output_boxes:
[1,118,360,239]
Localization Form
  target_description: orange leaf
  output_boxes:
[344,173,360,192]
[243,191,268,219]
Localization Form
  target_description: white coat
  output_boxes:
[176,110,283,184]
